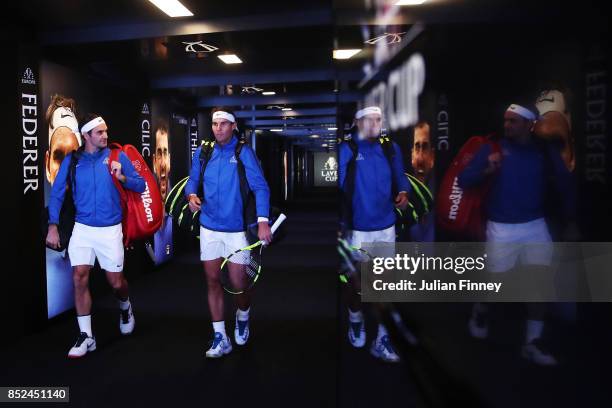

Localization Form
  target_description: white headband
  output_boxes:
[506,104,537,121]
[49,107,81,146]
[81,117,106,135]
[355,106,382,120]
[212,111,236,123]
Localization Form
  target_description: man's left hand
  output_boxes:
[258,221,273,244]
[394,191,409,209]
[111,161,126,183]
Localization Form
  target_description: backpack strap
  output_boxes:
[197,139,215,198]
[234,138,256,230]
[107,145,127,207]
[68,148,82,198]
[379,135,398,196]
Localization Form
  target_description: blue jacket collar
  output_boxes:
[82,147,109,159]
[216,136,238,150]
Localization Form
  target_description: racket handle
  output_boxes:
[270,213,287,235]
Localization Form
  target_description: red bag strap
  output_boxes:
[108,144,127,203]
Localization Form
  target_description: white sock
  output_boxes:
[348,309,363,323]
[236,307,250,321]
[377,324,388,340]
[119,298,131,311]
[526,320,544,344]
[77,315,92,337]
[212,321,227,338]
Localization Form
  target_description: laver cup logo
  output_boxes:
[22,67,36,85]
[321,156,338,181]
[314,153,338,186]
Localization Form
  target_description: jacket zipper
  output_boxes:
[93,155,97,221]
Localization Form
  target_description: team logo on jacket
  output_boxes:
[356,153,365,161]
[230,155,238,163]
[103,157,109,165]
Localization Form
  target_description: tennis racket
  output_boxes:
[337,237,372,295]
[220,213,287,294]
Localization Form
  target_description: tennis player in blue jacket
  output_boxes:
[186,108,271,358]
[47,114,145,358]
[459,102,575,366]
[338,106,411,362]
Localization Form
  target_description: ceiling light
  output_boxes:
[327,127,337,131]
[270,129,283,132]
[148,0,193,17]
[322,144,328,147]
[333,49,361,60]
[310,135,320,138]
[395,0,427,5]
[262,91,276,95]
[218,54,243,64]
[282,107,292,111]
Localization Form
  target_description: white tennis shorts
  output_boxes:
[68,223,124,272]
[348,225,396,260]
[485,218,553,273]
[200,227,250,264]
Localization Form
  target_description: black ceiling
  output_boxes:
[15,0,609,143]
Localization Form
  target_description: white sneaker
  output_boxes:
[119,305,135,335]
[521,339,558,366]
[348,320,366,348]
[370,335,400,363]
[234,313,250,346]
[67,332,96,358]
[205,332,233,358]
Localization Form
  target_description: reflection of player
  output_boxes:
[459,102,575,366]
[534,89,574,171]
[45,95,81,184]
[339,106,411,363]
[411,121,434,183]
[153,125,171,202]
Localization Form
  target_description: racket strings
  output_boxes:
[246,257,260,278]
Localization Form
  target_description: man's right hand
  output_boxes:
[485,152,502,175]
[188,194,202,213]
[46,224,61,249]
